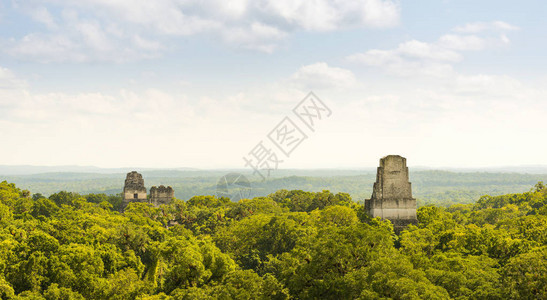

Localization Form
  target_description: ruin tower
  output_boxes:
[123,171,147,208]
[365,155,417,231]
[150,185,174,206]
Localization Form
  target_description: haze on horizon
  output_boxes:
[1,1,546,170]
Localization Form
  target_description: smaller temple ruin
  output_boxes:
[150,185,175,207]
[365,155,418,232]
[122,171,174,209]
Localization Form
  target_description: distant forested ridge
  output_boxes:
[0,180,546,299]
[5,170,547,207]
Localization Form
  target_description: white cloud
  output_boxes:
[1,60,547,168]
[27,6,57,29]
[0,66,304,168]
[437,34,487,51]
[453,21,519,33]
[3,0,401,61]
[337,19,547,167]
[6,33,83,63]
[0,67,28,89]
[132,35,163,52]
[450,74,524,96]
[347,21,515,77]
[397,40,462,61]
[391,61,454,78]
[4,10,164,63]
[290,62,357,89]
[346,41,458,78]
[262,0,400,31]
[221,22,288,53]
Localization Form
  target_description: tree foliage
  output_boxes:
[0,180,546,299]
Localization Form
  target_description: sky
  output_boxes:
[0,0,546,170]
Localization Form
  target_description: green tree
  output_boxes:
[502,246,547,299]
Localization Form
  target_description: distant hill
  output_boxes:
[2,168,547,206]
[0,165,200,176]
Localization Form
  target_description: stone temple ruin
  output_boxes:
[150,185,175,207]
[365,155,418,231]
[122,171,174,209]
[122,171,147,207]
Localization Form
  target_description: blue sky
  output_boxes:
[0,0,546,169]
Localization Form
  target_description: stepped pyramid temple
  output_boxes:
[365,155,418,231]
[122,171,174,209]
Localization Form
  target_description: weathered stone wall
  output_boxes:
[366,155,417,231]
[150,185,174,206]
[122,171,147,208]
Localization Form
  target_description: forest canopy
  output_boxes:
[0,180,546,299]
